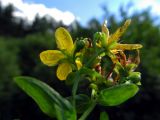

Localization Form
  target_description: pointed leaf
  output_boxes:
[14,76,76,119]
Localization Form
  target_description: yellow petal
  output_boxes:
[57,63,72,80]
[108,19,131,43]
[111,50,119,54]
[40,50,65,66]
[115,44,143,50]
[55,27,74,53]
[75,59,82,70]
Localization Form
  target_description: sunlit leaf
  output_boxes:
[98,83,139,106]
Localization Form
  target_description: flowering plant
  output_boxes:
[14,19,142,120]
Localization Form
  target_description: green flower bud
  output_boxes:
[126,63,137,72]
[128,72,141,83]
[75,39,86,52]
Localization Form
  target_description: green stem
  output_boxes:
[72,49,104,118]
[72,70,82,107]
[78,101,96,120]
[86,49,104,67]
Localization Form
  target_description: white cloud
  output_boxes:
[134,0,160,16]
[1,0,76,25]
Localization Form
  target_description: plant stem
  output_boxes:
[78,101,96,120]
[72,49,104,118]
[72,71,81,107]
[86,49,104,67]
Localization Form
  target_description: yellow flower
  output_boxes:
[102,19,143,63]
[102,19,143,50]
[40,27,81,80]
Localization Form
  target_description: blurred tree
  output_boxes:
[87,18,101,31]
[0,38,20,119]
[0,3,64,37]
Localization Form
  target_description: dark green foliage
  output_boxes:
[100,112,109,120]
[0,37,21,120]
[0,38,20,100]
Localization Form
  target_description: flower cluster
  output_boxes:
[40,19,142,88]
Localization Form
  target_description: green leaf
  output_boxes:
[100,112,109,120]
[14,76,76,120]
[98,83,139,106]
[54,104,75,120]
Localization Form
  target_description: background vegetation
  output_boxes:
[0,3,160,120]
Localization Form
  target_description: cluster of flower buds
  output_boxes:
[74,20,142,87]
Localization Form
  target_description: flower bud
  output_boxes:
[128,72,141,83]
[75,39,86,52]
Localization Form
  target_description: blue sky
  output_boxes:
[1,0,160,26]
[32,0,113,22]
[30,0,133,25]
